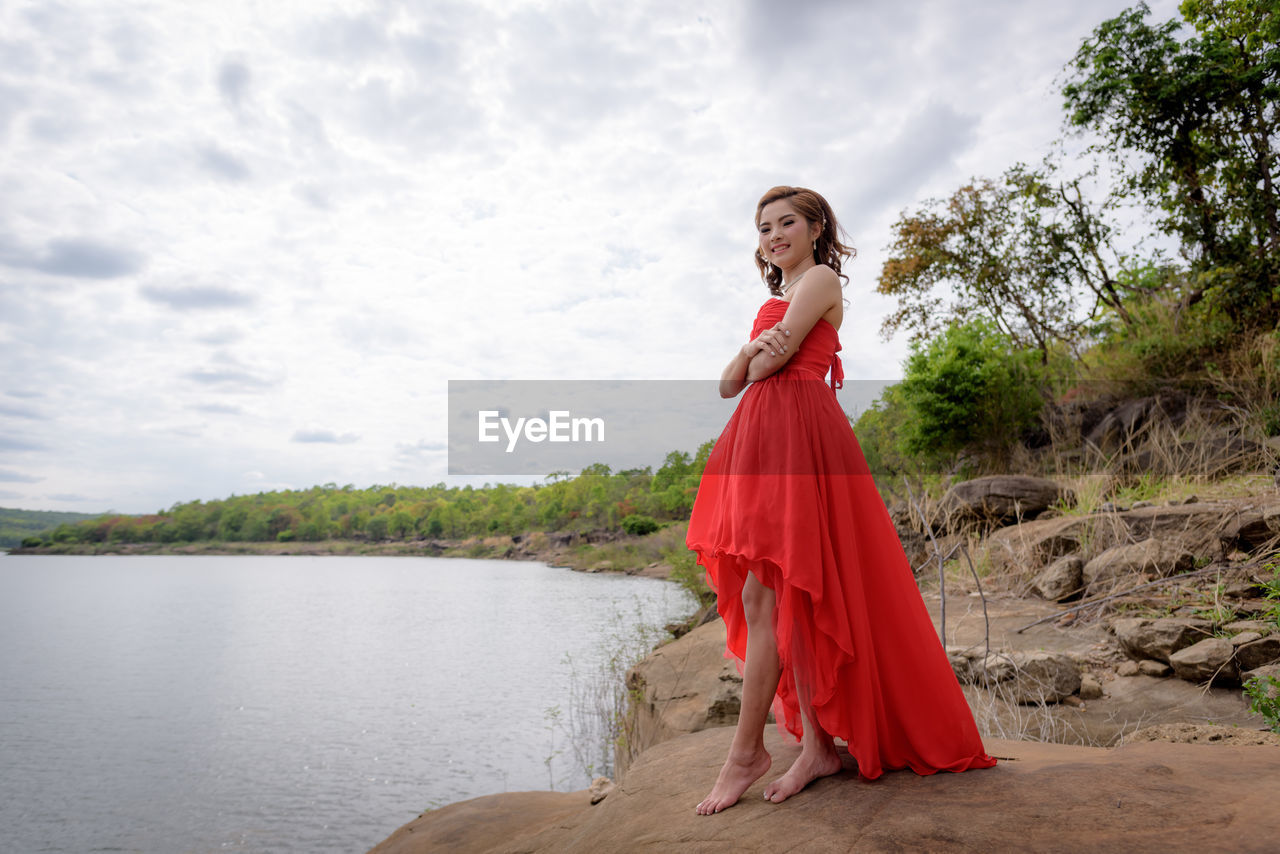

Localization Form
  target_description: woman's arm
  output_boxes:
[744,267,842,383]
[718,322,793,398]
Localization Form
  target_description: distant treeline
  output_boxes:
[0,507,101,549]
[20,444,714,548]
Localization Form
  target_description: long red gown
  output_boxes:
[686,298,996,780]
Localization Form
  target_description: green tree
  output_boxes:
[1062,0,1280,322]
[365,514,390,541]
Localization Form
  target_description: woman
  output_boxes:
[687,186,995,816]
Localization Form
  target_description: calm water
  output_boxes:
[0,555,695,853]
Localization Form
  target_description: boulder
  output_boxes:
[618,618,742,777]
[1231,631,1264,647]
[974,651,1081,704]
[1169,637,1238,684]
[1119,502,1236,558]
[981,515,1093,576]
[946,646,978,684]
[1085,392,1188,452]
[937,475,1074,531]
[1218,507,1279,552]
[1031,555,1084,602]
[1235,635,1280,673]
[1079,672,1104,699]
[1083,539,1195,591]
[1111,617,1213,664]
[1138,660,1171,677]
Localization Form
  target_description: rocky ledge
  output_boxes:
[370,727,1280,853]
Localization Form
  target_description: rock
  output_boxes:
[1084,539,1195,592]
[937,475,1074,531]
[975,651,1081,703]
[946,646,978,683]
[1031,555,1084,602]
[1138,660,1171,677]
[981,515,1093,576]
[1085,392,1188,452]
[1231,631,1264,647]
[1169,637,1238,684]
[1235,635,1280,672]
[1264,502,1280,535]
[1119,502,1236,559]
[618,618,743,777]
[1117,660,1140,677]
[1218,508,1278,552]
[369,730,1280,854]
[1111,617,1213,663]
[1079,673,1104,699]
[1224,620,1275,635]
[588,777,615,805]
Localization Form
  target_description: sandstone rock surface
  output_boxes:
[369,728,1280,854]
[618,618,742,776]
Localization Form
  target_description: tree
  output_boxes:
[878,164,1126,360]
[1062,0,1280,322]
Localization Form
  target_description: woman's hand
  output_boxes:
[741,323,791,359]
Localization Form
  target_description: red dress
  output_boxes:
[686,298,995,779]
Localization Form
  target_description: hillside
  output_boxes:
[0,507,100,549]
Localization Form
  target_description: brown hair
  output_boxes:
[753,186,856,296]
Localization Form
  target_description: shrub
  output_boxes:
[894,318,1044,468]
[663,547,715,608]
[1243,675,1280,734]
[620,514,660,536]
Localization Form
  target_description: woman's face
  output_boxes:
[757,199,818,269]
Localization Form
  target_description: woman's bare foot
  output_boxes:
[695,748,772,815]
[762,746,842,803]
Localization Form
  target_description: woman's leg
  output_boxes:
[762,682,842,802]
[695,571,781,814]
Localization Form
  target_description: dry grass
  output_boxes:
[965,679,1151,747]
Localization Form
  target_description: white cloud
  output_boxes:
[0,0,1185,512]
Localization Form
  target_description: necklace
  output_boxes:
[781,266,812,297]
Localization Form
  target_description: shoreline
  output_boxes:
[7,532,678,579]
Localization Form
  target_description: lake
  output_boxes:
[0,554,696,853]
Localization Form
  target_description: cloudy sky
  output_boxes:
[0,0,1180,514]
